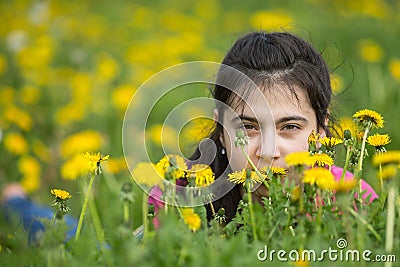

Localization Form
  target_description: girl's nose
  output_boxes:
[256,127,280,160]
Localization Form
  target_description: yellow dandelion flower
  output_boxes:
[105,157,127,174]
[388,58,400,81]
[372,151,400,166]
[4,106,33,131]
[353,109,384,129]
[83,152,109,175]
[132,162,164,187]
[60,130,103,159]
[112,84,135,112]
[250,9,294,30]
[367,134,391,148]
[18,156,41,177]
[227,169,263,185]
[21,175,40,193]
[377,165,398,180]
[330,73,344,94]
[270,166,288,176]
[358,39,384,63]
[156,154,187,180]
[61,154,91,180]
[51,189,72,200]
[4,132,28,155]
[319,137,343,148]
[332,179,357,192]
[307,153,334,167]
[189,164,215,187]
[308,130,320,144]
[290,186,301,201]
[303,167,335,190]
[285,152,311,167]
[147,124,178,150]
[181,208,201,231]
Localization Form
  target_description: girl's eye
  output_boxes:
[282,124,300,131]
[243,124,257,130]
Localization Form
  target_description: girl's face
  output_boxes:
[220,84,325,173]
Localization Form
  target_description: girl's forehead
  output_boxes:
[229,84,312,116]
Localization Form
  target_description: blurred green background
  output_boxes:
[1,0,400,199]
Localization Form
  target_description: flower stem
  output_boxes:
[340,144,352,182]
[74,173,96,243]
[124,202,130,225]
[385,187,396,254]
[246,181,258,242]
[240,146,269,189]
[142,192,149,238]
[355,126,370,178]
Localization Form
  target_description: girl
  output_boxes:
[188,31,378,222]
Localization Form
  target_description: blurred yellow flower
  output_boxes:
[0,87,15,106]
[189,164,215,187]
[60,130,103,159]
[303,167,335,190]
[250,9,294,30]
[333,179,357,192]
[180,117,215,144]
[112,84,136,111]
[388,59,400,81]
[70,72,92,102]
[378,165,398,180]
[181,208,201,232]
[4,132,28,155]
[61,154,91,180]
[308,130,320,144]
[32,139,50,162]
[51,189,72,200]
[132,162,164,187]
[285,152,311,167]
[96,53,119,84]
[0,54,7,75]
[4,106,33,131]
[358,39,384,63]
[372,151,400,166]
[18,156,41,177]
[19,86,40,105]
[330,73,344,94]
[21,175,40,193]
[16,35,54,70]
[147,124,178,149]
[55,102,86,126]
[290,186,301,201]
[105,157,127,174]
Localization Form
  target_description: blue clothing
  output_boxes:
[2,197,77,244]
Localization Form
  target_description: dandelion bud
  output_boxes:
[148,204,155,215]
[217,208,225,217]
[344,129,352,140]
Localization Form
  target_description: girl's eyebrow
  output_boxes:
[231,115,258,124]
[276,115,308,125]
[231,115,308,125]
